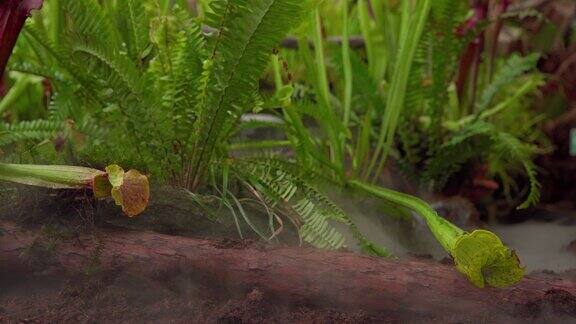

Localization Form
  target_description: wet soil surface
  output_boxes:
[0,270,396,324]
[2,266,576,323]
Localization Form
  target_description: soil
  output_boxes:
[0,270,395,324]
[514,288,576,320]
[1,187,576,323]
[2,263,576,323]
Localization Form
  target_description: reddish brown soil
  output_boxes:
[0,270,396,324]
[2,219,576,323]
[2,269,576,323]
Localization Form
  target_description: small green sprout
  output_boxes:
[0,163,149,216]
[350,180,524,288]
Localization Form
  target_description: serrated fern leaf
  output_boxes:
[236,158,348,249]
[187,0,306,189]
[424,121,541,207]
[116,0,151,64]
[0,120,63,146]
[476,54,540,112]
[491,131,541,209]
[235,158,391,255]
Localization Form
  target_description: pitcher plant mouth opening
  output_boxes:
[0,163,150,217]
[452,230,523,288]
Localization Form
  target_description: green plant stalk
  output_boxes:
[271,54,340,175]
[296,36,318,91]
[362,0,389,80]
[398,0,410,45]
[349,180,463,250]
[371,0,397,65]
[349,180,524,288]
[341,0,353,171]
[311,10,343,172]
[271,54,284,91]
[311,10,332,112]
[0,163,105,190]
[159,0,171,14]
[48,0,62,44]
[357,0,376,77]
[0,75,33,114]
[366,0,432,181]
[354,105,374,172]
[448,84,461,121]
[370,0,385,32]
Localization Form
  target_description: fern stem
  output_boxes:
[189,1,266,190]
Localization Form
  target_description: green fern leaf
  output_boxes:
[476,54,540,112]
[187,0,306,189]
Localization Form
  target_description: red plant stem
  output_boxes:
[0,73,7,98]
[486,0,511,80]
[456,0,488,111]
[0,0,44,77]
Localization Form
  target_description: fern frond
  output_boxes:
[116,0,151,64]
[423,122,493,189]
[61,0,122,48]
[23,23,101,104]
[424,121,541,207]
[490,131,541,209]
[235,158,348,249]
[476,54,540,112]
[61,0,145,102]
[187,0,306,189]
[235,158,391,255]
[0,120,63,146]
[169,20,206,141]
[72,43,144,99]
[424,0,469,150]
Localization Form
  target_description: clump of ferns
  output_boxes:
[394,0,548,208]
[9,0,309,191]
[400,55,547,208]
[4,0,367,249]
